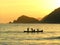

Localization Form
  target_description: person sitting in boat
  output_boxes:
[37,29,39,32]
[31,28,35,32]
[33,29,35,32]
[37,29,43,32]
[27,28,29,32]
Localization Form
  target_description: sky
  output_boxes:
[0,0,60,23]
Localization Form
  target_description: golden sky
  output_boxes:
[0,0,60,23]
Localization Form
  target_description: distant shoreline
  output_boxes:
[0,22,60,24]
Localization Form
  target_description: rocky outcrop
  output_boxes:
[41,7,60,23]
[12,15,39,23]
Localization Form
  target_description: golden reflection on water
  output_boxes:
[0,24,60,45]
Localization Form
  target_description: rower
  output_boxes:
[37,29,39,32]
[31,28,35,32]
[27,28,29,32]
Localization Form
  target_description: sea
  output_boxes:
[0,23,60,45]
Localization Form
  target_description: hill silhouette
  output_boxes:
[12,15,39,23]
[41,7,60,23]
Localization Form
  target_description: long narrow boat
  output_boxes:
[24,30,43,33]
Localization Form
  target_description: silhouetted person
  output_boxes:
[31,28,35,32]
[37,29,39,32]
[33,29,35,32]
[27,28,29,32]
[31,28,33,31]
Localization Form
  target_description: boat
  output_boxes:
[24,28,43,33]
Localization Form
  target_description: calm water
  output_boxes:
[0,24,60,45]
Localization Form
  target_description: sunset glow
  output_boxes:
[0,0,60,23]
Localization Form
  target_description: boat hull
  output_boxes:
[24,30,43,33]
